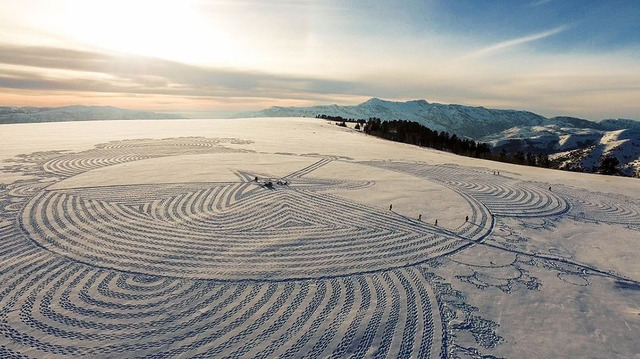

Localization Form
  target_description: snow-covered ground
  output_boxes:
[0,117,639,358]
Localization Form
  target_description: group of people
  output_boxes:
[255,176,289,188]
[390,204,468,227]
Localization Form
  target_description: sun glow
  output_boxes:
[57,0,237,64]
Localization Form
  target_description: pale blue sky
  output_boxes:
[0,0,638,119]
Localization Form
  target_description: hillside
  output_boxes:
[483,125,640,176]
[240,98,640,176]
[0,105,185,124]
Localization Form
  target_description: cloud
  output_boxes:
[1,41,639,121]
[0,44,359,100]
[530,0,553,6]
[462,25,570,59]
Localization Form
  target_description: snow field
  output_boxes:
[1,118,639,358]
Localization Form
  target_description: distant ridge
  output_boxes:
[0,105,186,124]
[237,97,638,140]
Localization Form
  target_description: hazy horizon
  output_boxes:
[1,1,639,121]
[5,97,640,123]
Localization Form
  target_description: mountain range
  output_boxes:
[238,98,640,177]
[0,105,185,124]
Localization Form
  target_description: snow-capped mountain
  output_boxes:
[483,125,640,176]
[481,124,606,154]
[238,98,547,139]
[239,98,638,139]
[0,105,185,124]
[550,128,640,176]
[240,98,640,176]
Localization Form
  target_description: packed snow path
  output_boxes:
[1,137,639,358]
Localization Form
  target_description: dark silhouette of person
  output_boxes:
[418,214,422,221]
[390,204,393,210]
[465,215,469,222]
[435,219,438,226]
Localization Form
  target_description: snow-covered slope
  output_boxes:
[241,98,640,176]
[0,105,185,124]
[550,128,640,176]
[482,125,604,153]
[483,125,640,176]
[1,117,639,358]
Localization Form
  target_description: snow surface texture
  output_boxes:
[0,118,639,358]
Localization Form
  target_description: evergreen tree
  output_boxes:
[499,148,508,162]
[537,153,551,168]
[599,156,620,175]
[513,151,526,164]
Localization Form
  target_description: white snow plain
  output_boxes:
[0,117,639,358]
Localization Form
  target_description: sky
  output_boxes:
[0,0,639,120]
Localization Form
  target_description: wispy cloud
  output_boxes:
[462,25,570,59]
[0,44,359,100]
[530,0,553,7]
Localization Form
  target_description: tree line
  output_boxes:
[317,115,553,168]
[316,115,629,175]
[363,118,495,159]
[315,114,366,124]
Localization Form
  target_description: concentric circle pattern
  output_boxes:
[1,138,457,358]
[0,234,441,358]
[556,186,640,225]
[21,182,463,280]
[41,138,247,177]
[365,162,569,218]
[2,137,638,358]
